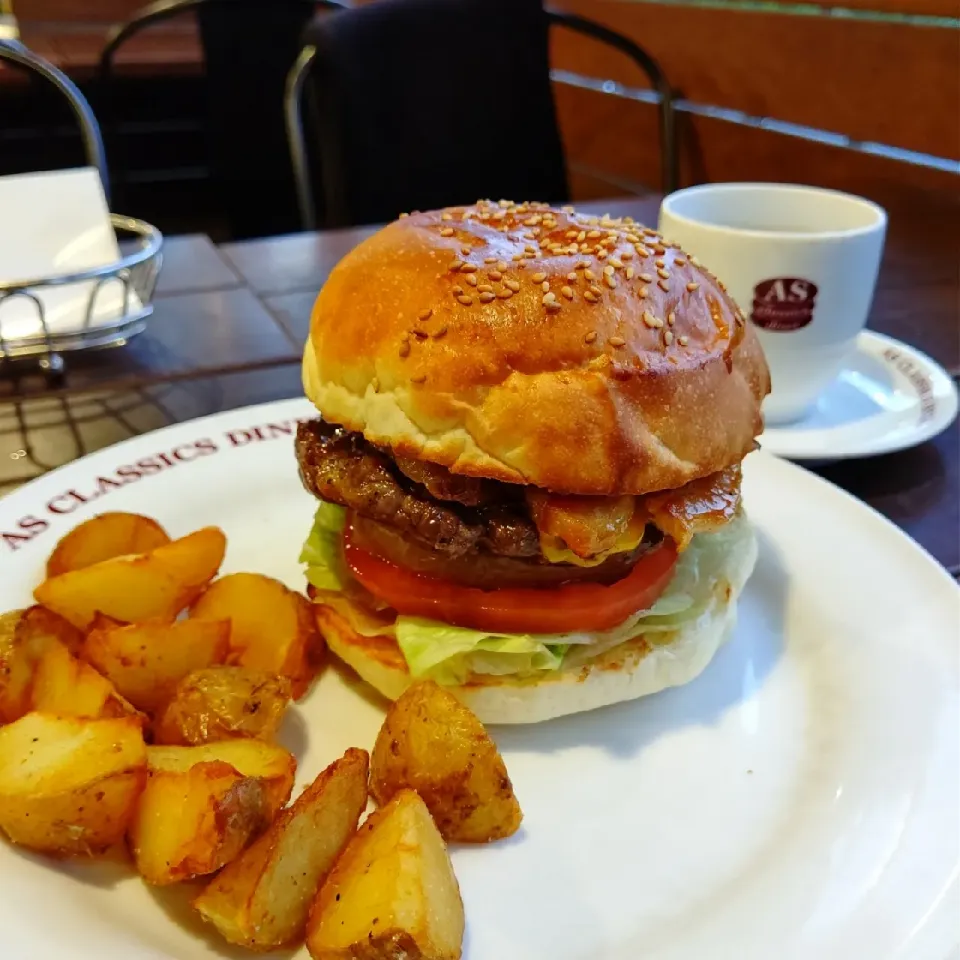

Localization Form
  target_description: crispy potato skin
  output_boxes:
[128,759,268,885]
[154,666,293,746]
[370,681,522,843]
[0,713,146,857]
[46,512,171,578]
[306,789,464,960]
[193,748,369,951]
[82,617,231,713]
[190,574,323,699]
[34,527,226,630]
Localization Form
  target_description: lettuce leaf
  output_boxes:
[300,501,751,684]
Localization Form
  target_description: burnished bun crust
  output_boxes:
[304,201,770,495]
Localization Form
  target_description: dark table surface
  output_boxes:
[2,197,957,576]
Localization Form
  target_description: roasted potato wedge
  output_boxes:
[129,759,268,885]
[0,612,136,724]
[46,511,171,578]
[190,573,321,699]
[0,712,146,856]
[371,680,522,843]
[146,740,295,819]
[194,748,369,950]
[306,789,464,960]
[34,526,227,630]
[82,616,230,712]
[154,666,293,745]
[15,605,84,656]
[31,638,140,721]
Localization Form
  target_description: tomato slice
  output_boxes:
[343,525,679,634]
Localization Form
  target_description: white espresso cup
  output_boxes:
[658,183,887,425]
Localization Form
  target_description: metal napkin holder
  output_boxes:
[0,214,163,372]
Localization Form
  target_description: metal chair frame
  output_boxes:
[285,7,679,230]
[0,39,110,201]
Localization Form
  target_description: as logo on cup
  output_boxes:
[750,278,818,332]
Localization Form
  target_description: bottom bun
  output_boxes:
[314,522,758,725]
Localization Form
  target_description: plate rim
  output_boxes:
[760,329,959,462]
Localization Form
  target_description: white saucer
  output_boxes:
[760,330,959,462]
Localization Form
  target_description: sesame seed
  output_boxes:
[452,285,464,295]
[589,285,603,297]
[512,253,524,261]
[675,257,687,267]
[625,233,641,244]
[580,243,591,253]
[639,285,649,298]
[525,245,537,254]
[477,283,492,293]
[565,230,578,240]
[413,329,428,340]
[449,259,464,271]
[440,227,454,237]
[653,245,666,256]
[643,311,663,329]
[497,260,508,271]
[576,260,589,270]
[542,281,551,292]
[524,251,538,258]
[621,249,634,260]
[605,274,617,289]
[499,199,511,208]
[640,273,654,283]
[587,230,602,239]
[465,274,478,287]
[561,285,574,299]
[584,269,597,281]
[543,291,557,302]
[546,301,561,313]
[479,292,495,303]
[609,257,623,268]
[687,282,700,292]
[433,325,448,338]
[562,205,576,213]
[658,269,670,280]
[460,263,477,273]
[584,290,599,303]
[418,308,433,321]
[658,279,670,292]
[655,258,666,268]
[603,265,615,277]
[505,279,521,292]
[549,244,563,254]
[576,231,586,242]
[664,330,674,346]
[399,212,409,218]
[484,256,497,264]
[461,246,472,256]
[566,272,578,281]
[584,331,598,343]
[411,374,426,384]
[609,336,625,347]
[399,341,410,357]
[489,270,503,281]
[532,272,547,283]
[667,311,676,325]
[441,213,453,221]
[457,295,473,305]
[596,249,608,260]
[625,267,635,280]
[642,228,659,237]
[678,335,689,346]
[690,256,701,266]
[497,288,513,299]
[635,246,651,258]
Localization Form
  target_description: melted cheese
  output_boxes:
[539,510,649,566]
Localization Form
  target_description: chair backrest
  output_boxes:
[301,0,568,228]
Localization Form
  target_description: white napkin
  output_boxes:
[0,167,143,343]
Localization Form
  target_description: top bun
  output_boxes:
[303,201,770,495]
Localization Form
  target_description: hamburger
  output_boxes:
[296,201,770,724]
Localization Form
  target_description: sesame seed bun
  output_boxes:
[313,514,758,725]
[302,201,770,496]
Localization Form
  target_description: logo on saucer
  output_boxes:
[750,278,818,331]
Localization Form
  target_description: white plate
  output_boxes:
[760,331,959,462]
[0,398,957,960]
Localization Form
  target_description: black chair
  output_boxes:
[286,0,677,230]
[98,0,344,238]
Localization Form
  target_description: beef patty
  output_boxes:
[295,419,541,558]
